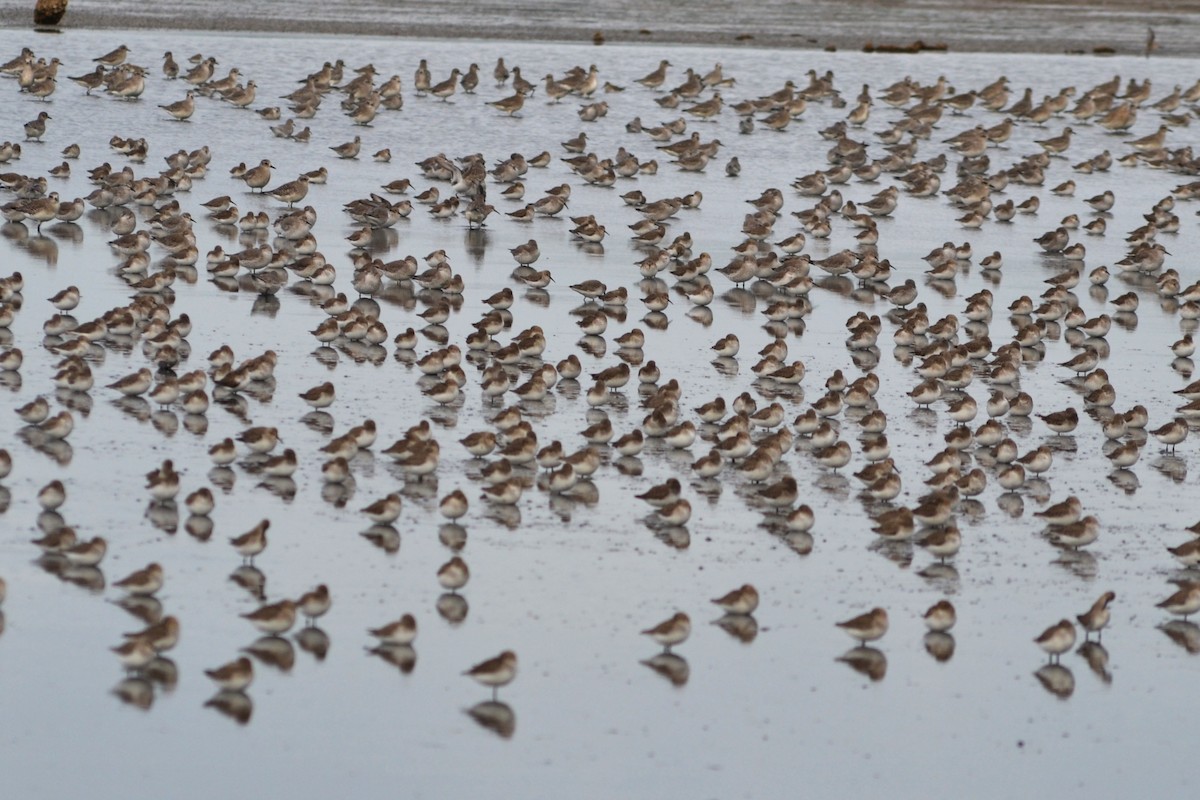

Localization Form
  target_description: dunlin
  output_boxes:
[370,614,418,646]
[1077,591,1115,640]
[241,599,297,635]
[297,585,331,625]
[205,657,254,692]
[1157,584,1200,620]
[642,612,691,652]
[230,520,269,563]
[114,563,164,597]
[836,608,889,643]
[437,556,470,593]
[711,584,759,615]
[923,600,957,633]
[464,650,517,698]
[1034,619,1076,663]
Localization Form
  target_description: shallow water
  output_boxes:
[0,27,1198,799]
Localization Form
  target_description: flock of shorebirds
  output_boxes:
[0,38,1199,724]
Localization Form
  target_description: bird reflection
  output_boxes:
[208,466,236,493]
[112,677,154,710]
[206,690,254,725]
[868,539,913,569]
[47,223,82,243]
[917,562,960,591]
[361,524,401,553]
[23,234,58,266]
[655,525,690,549]
[1034,664,1075,699]
[62,565,105,593]
[301,410,335,434]
[1159,620,1200,654]
[1153,455,1187,483]
[145,500,178,534]
[36,509,65,534]
[783,531,814,555]
[144,656,179,691]
[185,515,214,541]
[923,632,956,662]
[1052,548,1097,579]
[150,410,179,437]
[640,652,690,686]
[295,626,331,661]
[369,644,417,674]
[485,503,521,530]
[838,646,887,681]
[243,635,296,672]
[466,700,515,739]
[437,592,469,624]
[1077,641,1112,683]
[230,565,266,600]
[114,595,163,626]
[258,476,297,502]
[1107,468,1140,495]
[17,428,73,465]
[713,613,758,643]
[997,492,1024,518]
[114,395,151,421]
[438,523,467,551]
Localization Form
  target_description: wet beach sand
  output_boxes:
[0,5,1198,800]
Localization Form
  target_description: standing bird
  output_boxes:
[836,607,889,643]
[430,68,462,101]
[1034,619,1076,663]
[229,519,269,563]
[1077,591,1115,641]
[24,111,51,141]
[464,650,517,699]
[94,44,130,66]
[641,612,691,652]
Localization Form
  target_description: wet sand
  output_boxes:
[0,20,1199,800]
[2,0,1200,57]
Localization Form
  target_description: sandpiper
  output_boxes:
[642,612,691,652]
[297,584,331,625]
[437,556,470,593]
[464,650,517,698]
[1157,584,1200,619]
[836,607,889,643]
[923,600,957,633]
[230,519,269,563]
[711,584,759,615]
[1077,591,1115,640]
[1034,619,1076,663]
[205,657,254,692]
[242,599,297,635]
[114,563,164,597]
[370,614,418,646]
[299,381,335,409]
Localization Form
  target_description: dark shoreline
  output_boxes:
[3,0,1200,58]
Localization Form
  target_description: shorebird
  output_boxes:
[489,93,525,116]
[836,608,889,643]
[642,612,691,652]
[464,650,517,698]
[268,175,309,207]
[1077,592,1115,640]
[159,91,195,121]
[1034,620,1076,663]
